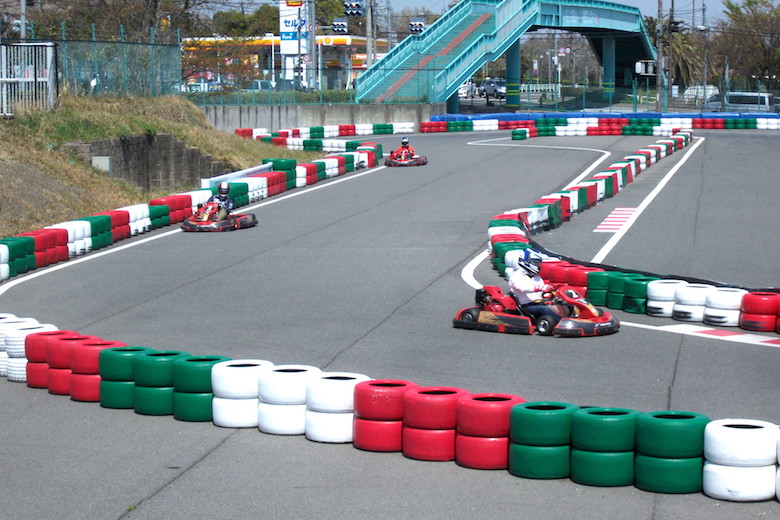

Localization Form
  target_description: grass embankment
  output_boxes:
[0,95,319,237]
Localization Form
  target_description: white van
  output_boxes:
[704,91,776,112]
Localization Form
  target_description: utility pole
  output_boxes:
[366,0,374,67]
[668,0,675,101]
[655,0,663,111]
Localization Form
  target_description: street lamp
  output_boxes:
[265,32,275,82]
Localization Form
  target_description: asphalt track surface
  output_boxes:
[2,129,780,520]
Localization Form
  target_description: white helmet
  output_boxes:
[517,259,541,277]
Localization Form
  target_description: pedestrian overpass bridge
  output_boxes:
[355,0,656,109]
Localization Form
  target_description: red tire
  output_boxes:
[456,393,527,437]
[26,362,49,389]
[47,335,101,369]
[47,367,72,395]
[353,379,419,420]
[739,313,777,332]
[546,262,574,284]
[741,292,780,315]
[402,426,456,461]
[25,330,80,363]
[566,266,604,287]
[455,434,510,470]
[70,340,128,374]
[403,386,470,430]
[352,418,404,452]
[70,373,101,402]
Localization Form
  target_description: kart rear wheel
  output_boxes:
[536,316,555,336]
[461,309,479,323]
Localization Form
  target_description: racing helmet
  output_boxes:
[218,182,230,196]
[401,137,409,147]
[517,259,541,277]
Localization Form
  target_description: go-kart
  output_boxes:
[452,284,619,337]
[181,201,258,232]
[384,151,428,167]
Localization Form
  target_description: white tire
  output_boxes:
[0,351,7,376]
[6,357,28,382]
[257,364,322,405]
[672,303,705,322]
[257,401,307,435]
[0,318,40,344]
[705,287,748,310]
[306,372,371,413]
[703,462,776,502]
[646,279,688,301]
[212,397,260,428]
[675,283,716,305]
[646,299,675,317]
[703,308,741,327]
[704,418,779,467]
[5,324,59,358]
[211,359,274,399]
[304,408,355,443]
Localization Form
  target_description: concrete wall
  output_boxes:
[200,103,447,133]
[65,133,231,191]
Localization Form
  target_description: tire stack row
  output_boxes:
[99,346,156,409]
[672,283,716,322]
[353,379,419,453]
[570,407,640,487]
[456,393,526,470]
[508,401,580,479]
[24,330,81,389]
[604,272,645,311]
[401,386,470,462]
[132,350,191,416]
[3,319,58,382]
[211,359,274,428]
[172,355,231,422]
[703,418,780,501]
[0,315,38,377]
[45,334,103,396]
[257,364,322,435]
[68,339,128,402]
[739,292,780,333]
[703,287,748,327]
[305,372,370,443]
[621,275,660,314]
[646,279,688,317]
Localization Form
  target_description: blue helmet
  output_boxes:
[401,137,409,146]
[517,260,541,277]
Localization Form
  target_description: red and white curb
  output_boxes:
[594,208,638,233]
[623,321,780,347]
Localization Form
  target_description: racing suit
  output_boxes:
[508,269,558,321]
[391,145,416,160]
[207,194,234,221]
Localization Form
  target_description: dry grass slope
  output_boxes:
[0,95,318,237]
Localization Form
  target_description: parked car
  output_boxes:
[274,79,307,92]
[683,84,718,103]
[241,79,274,92]
[703,91,776,112]
[480,78,506,99]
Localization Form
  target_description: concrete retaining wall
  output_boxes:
[200,103,447,133]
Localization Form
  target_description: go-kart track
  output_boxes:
[2,129,780,519]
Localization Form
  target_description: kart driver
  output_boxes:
[508,258,559,321]
[391,137,416,160]
[208,182,234,220]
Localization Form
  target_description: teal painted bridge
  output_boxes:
[355,0,656,106]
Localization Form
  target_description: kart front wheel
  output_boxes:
[461,309,479,323]
[536,316,555,336]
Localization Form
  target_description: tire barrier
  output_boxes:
[402,386,470,461]
[99,346,156,409]
[304,372,370,443]
[353,379,419,453]
[171,355,231,422]
[508,402,580,479]
[133,350,191,416]
[210,359,274,428]
[456,393,526,470]
[257,364,322,435]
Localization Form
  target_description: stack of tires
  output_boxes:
[570,407,640,487]
[605,272,644,310]
[702,419,779,501]
[132,350,191,416]
[171,355,231,422]
[703,287,748,327]
[646,279,688,318]
[565,266,604,296]
[0,316,38,378]
[353,379,419,453]
[69,339,127,402]
[24,330,81,389]
[257,364,322,435]
[304,372,370,443]
[455,393,526,470]
[402,386,470,462]
[98,346,156,409]
[622,276,659,314]
[739,292,780,332]
[585,271,610,306]
[634,411,710,494]
[46,334,102,396]
[508,401,580,479]
[672,283,715,322]
[4,321,58,382]
[211,359,274,428]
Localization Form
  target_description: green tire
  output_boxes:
[99,380,136,409]
[622,296,648,314]
[134,385,174,415]
[173,391,214,422]
[571,407,640,452]
[172,355,231,393]
[635,411,710,458]
[133,350,191,387]
[606,291,626,309]
[99,346,156,382]
[634,454,703,494]
[508,443,570,479]
[570,449,634,487]
[585,289,608,306]
[509,401,580,446]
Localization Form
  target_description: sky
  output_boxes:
[384,0,726,25]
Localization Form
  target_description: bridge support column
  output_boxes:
[506,40,521,109]
[603,36,616,100]
[446,93,460,114]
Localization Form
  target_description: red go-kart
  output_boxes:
[181,201,258,232]
[452,284,619,337]
[384,150,428,167]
